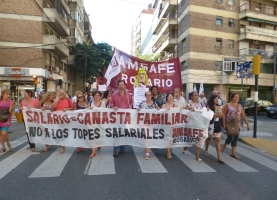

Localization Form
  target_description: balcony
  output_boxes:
[77,21,84,32]
[239,3,277,24]
[162,52,177,61]
[239,26,277,43]
[43,8,70,36]
[43,35,69,58]
[160,0,178,18]
[239,48,274,63]
[69,19,77,29]
[67,37,77,46]
[152,32,177,53]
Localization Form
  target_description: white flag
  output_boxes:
[199,80,204,95]
[193,84,197,92]
[104,49,123,86]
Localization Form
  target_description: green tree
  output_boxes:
[73,42,113,82]
[134,48,161,62]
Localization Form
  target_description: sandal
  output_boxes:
[81,148,86,152]
[167,153,172,159]
[204,151,210,156]
[221,144,225,153]
[60,147,65,154]
[76,147,81,153]
[182,147,186,154]
[195,157,203,162]
[89,152,96,158]
[0,148,6,154]
[7,143,12,151]
[97,147,101,151]
[43,146,48,152]
[31,148,36,152]
[218,158,225,164]
[230,154,240,159]
[145,152,150,160]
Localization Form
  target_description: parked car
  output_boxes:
[266,104,277,118]
[244,100,273,116]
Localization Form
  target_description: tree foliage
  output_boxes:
[73,42,113,82]
[134,48,161,62]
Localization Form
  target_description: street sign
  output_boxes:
[236,61,253,78]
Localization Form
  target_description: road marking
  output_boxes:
[84,147,115,175]
[0,145,40,179]
[132,147,168,173]
[235,146,277,172]
[209,146,258,172]
[172,148,216,172]
[29,147,75,178]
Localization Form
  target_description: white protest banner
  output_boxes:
[23,107,213,148]
[133,87,149,108]
[98,85,107,91]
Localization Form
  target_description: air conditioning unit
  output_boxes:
[53,67,59,73]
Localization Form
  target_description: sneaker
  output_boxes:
[145,153,150,160]
[113,151,119,157]
[120,148,125,154]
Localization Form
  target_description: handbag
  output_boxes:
[15,110,23,124]
[0,109,10,122]
[226,113,239,136]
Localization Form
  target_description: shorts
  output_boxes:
[0,127,9,132]
[209,132,221,138]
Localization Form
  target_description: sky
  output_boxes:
[84,0,152,54]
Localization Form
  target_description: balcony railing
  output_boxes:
[239,26,277,43]
[43,35,69,58]
[239,48,274,60]
[152,32,177,53]
[239,3,277,23]
[162,52,177,61]
[156,12,177,35]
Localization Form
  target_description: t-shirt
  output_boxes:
[0,100,12,127]
[174,97,187,108]
[55,98,74,111]
[21,98,40,108]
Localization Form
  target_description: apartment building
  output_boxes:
[146,0,277,102]
[131,4,154,55]
[239,0,277,101]
[0,0,92,103]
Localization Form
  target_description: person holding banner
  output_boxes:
[20,89,40,152]
[174,88,188,109]
[182,91,204,162]
[74,91,90,153]
[51,89,74,154]
[110,80,133,157]
[204,95,225,164]
[88,91,105,158]
[150,86,164,108]
[40,91,55,152]
[137,91,160,160]
[162,93,178,159]
[0,89,15,153]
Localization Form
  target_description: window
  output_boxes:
[45,53,50,66]
[228,0,234,5]
[228,19,234,27]
[216,16,222,25]
[215,61,222,71]
[228,40,234,48]
[255,3,261,11]
[216,38,222,47]
[181,61,188,70]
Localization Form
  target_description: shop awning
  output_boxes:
[247,17,277,26]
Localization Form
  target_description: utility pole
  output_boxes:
[273,43,276,104]
[252,55,261,138]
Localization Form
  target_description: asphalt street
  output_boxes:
[0,117,277,200]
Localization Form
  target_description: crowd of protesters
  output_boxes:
[0,81,250,165]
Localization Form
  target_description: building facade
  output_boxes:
[0,0,92,104]
[144,0,277,102]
